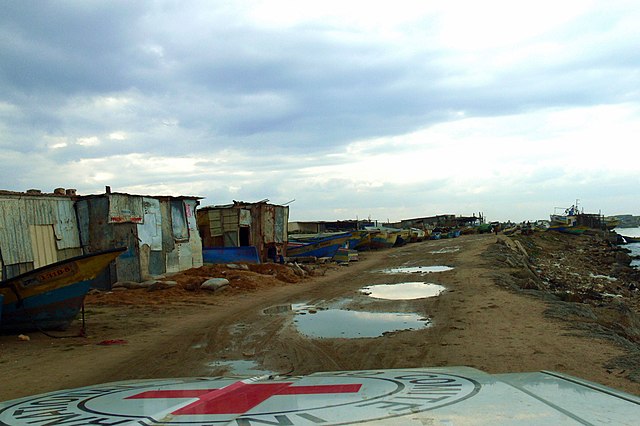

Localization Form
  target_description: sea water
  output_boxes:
[615,227,640,268]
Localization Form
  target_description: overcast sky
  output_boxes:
[1,1,639,223]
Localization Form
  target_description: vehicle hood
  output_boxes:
[1,367,638,425]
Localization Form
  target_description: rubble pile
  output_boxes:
[483,231,640,381]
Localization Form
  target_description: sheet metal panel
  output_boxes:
[53,199,81,249]
[138,198,162,251]
[160,200,175,252]
[75,199,91,249]
[275,206,288,243]
[170,199,189,241]
[29,225,58,268]
[108,193,144,223]
[113,223,141,282]
[184,199,203,267]
[0,197,34,265]
[165,246,179,274]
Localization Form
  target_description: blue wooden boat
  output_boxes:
[287,232,352,258]
[1,247,125,333]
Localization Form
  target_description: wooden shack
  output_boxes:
[197,201,288,263]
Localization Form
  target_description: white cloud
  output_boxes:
[108,131,128,141]
[76,136,100,146]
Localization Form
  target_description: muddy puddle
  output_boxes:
[293,305,429,338]
[208,360,275,376]
[361,282,446,300]
[262,303,430,338]
[382,265,453,274]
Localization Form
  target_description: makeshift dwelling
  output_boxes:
[75,191,203,288]
[0,189,83,281]
[197,201,288,263]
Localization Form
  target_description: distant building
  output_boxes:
[391,214,483,230]
[75,191,203,288]
[0,189,82,281]
[288,220,374,234]
[197,200,288,262]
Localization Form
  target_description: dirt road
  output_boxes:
[2,233,639,402]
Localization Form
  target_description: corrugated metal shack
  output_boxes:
[76,191,203,288]
[197,200,289,262]
[0,189,83,281]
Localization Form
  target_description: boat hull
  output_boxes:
[369,231,398,249]
[287,233,352,258]
[1,279,92,331]
[1,247,125,332]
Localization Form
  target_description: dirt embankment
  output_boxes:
[484,231,640,381]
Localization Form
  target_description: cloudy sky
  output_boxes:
[1,1,639,223]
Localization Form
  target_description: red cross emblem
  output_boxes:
[126,380,362,415]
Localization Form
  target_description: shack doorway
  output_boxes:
[239,226,250,246]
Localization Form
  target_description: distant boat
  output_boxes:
[620,235,640,244]
[548,202,591,234]
[287,232,353,259]
[1,247,126,332]
[364,227,399,249]
[604,216,620,230]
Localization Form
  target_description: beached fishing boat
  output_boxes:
[548,202,592,234]
[286,232,353,259]
[353,230,373,251]
[0,247,126,332]
[365,227,399,249]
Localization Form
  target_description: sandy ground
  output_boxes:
[2,233,639,402]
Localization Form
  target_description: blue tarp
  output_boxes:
[202,247,260,264]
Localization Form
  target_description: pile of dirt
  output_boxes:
[85,262,328,307]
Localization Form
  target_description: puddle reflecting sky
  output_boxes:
[361,282,445,300]
[293,306,429,338]
[383,266,453,274]
[208,360,275,376]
